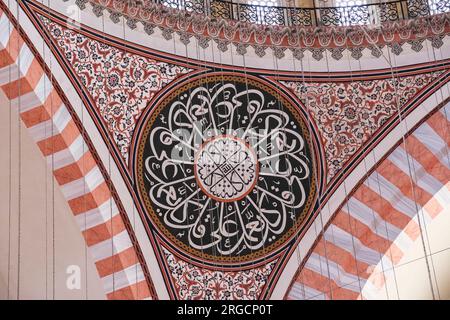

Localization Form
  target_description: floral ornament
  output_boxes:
[136,74,316,265]
[195,136,259,202]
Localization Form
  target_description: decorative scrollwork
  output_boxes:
[160,0,182,10]
[378,2,401,22]
[135,74,316,264]
[262,6,285,26]
[288,8,313,27]
[210,0,232,20]
[344,6,371,25]
[144,0,450,27]
[429,0,450,14]
[238,4,260,24]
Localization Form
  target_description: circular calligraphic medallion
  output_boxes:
[135,73,317,265]
[194,135,259,203]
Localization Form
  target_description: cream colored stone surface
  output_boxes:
[0,90,105,300]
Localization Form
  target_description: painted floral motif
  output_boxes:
[281,71,444,181]
[39,15,191,162]
[162,247,276,300]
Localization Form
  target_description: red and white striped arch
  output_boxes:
[286,101,450,300]
[0,5,157,299]
[2,0,450,300]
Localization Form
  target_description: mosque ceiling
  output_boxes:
[287,100,450,300]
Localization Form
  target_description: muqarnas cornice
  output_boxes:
[61,0,450,61]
